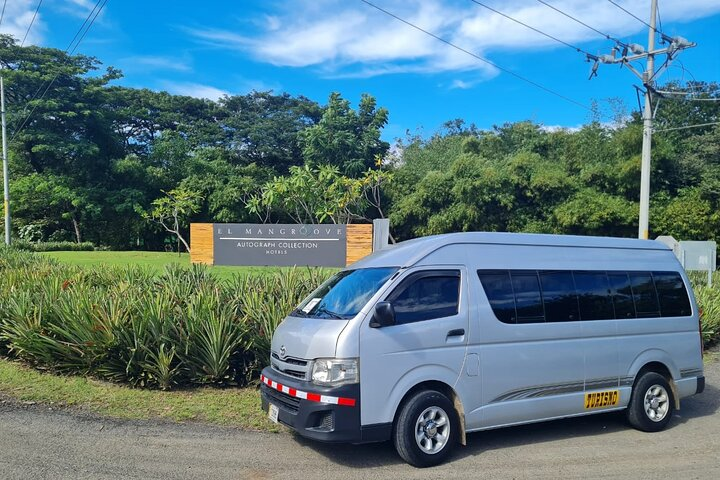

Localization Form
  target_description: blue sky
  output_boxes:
[2,0,719,140]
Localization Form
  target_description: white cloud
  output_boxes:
[0,0,46,45]
[161,81,230,101]
[121,56,192,73]
[184,0,720,84]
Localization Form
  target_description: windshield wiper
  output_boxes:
[315,305,344,319]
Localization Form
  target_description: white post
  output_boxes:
[638,0,657,240]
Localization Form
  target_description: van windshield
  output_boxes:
[292,267,399,319]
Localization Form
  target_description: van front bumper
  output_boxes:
[260,367,364,443]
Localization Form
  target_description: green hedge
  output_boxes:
[0,247,331,389]
[13,240,96,252]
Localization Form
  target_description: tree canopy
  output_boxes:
[1,35,718,250]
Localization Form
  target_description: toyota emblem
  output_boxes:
[279,345,286,359]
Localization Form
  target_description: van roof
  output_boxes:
[350,232,670,269]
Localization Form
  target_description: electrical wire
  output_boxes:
[0,0,7,28]
[535,0,626,47]
[11,0,109,140]
[605,0,664,36]
[654,122,720,133]
[467,0,594,57]
[20,0,43,47]
[359,0,591,112]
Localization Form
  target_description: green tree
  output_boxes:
[300,93,389,176]
[145,188,203,253]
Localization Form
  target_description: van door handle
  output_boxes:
[447,329,465,338]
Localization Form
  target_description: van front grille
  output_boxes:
[271,351,310,381]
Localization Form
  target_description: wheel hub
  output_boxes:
[643,384,670,422]
[414,406,450,455]
[423,421,438,438]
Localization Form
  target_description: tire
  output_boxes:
[393,389,459,468]
[626,371,674,432]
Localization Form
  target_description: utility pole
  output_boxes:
[1,75,9,245]
[591,0,695,239]
[638,0,657,241]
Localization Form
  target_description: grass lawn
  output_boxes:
[0,357,281,431]
[41,251,289,279]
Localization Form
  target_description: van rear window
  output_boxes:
[478,269,692,324]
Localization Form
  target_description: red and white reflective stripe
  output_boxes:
[260,374,356,407]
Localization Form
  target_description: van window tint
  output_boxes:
[539,271,578,321]
[389,272,460,324]
[653,272,692,317]
[478,271,516,323]
[573,272,614,320]
[478,269,691,324]
[608,272,635,319]
[629,272,660,318]
[510,272,544,323]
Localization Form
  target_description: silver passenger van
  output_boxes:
[260,233,705,467]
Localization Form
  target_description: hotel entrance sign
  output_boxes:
[191,223,378,267]
[212,224,347,267]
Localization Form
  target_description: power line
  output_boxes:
[535,0,627,47]
[654,121,720,133]
[606,0,664,36]
[65,0,103,53]
[359,0,591,112]
[467,0,594,57]
[20,0,43,47]
[0,0,7,28]
[11,0,109,140]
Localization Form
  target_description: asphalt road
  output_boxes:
[1,355,718,480]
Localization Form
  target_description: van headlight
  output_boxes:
[311,358,359,386]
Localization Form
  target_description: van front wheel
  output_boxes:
[393,390,458,467]
[626,372,674,432]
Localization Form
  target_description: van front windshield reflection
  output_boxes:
[293,267,398,319]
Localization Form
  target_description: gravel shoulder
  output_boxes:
[1,352,718,480]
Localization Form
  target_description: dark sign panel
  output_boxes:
[213,224,348,267]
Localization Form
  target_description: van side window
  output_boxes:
[608,272,636,319]
[479,269,691,324]
[510,271,545,323]
[573,271,614,320]
[653,271,692,317]
[629,272,660,318]
[539,271,578,321]
[388,271,460,324]
[477,271,516,323]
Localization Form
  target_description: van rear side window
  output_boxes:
[478,269,692,324]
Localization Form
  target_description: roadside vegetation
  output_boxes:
[0,248,330,390]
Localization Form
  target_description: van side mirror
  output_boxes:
[370,302,396,328]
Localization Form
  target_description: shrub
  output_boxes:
[0,248,331,389]
[1,247,718,390]
[12,240,96,252]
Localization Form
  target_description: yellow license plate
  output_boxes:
[584,390,619,409]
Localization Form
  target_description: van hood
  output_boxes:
[271,315,349,360]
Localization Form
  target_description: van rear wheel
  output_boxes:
[393,390,458,467]
[626,372,674,432]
